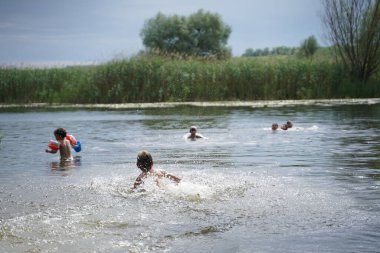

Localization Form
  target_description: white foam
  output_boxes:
[166,181,214,200]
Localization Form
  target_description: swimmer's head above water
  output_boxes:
[190,126,197,133]
[272,123,279,131]
[188,125,205,139]
[54,128,67,140]
[137,150,153,172]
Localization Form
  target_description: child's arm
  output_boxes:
[45,149,58,153]
[163,171,181,183]
[132,172,147,189]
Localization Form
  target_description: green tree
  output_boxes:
[242,48,255,57]
[321,0,380,82]
[140,13,190,54]
[140,9,232,58]
[299,35,319,58]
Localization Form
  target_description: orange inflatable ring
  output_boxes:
[66,134,77,146]
[48,140,60,151]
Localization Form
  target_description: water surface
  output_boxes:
[0,103,379,252]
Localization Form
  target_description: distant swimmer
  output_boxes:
[185,126,205,140]
[272,121,293,131]
[281,121,293,130]
[281,124,288,130]
[132,150,181,190]
[272,123,279,131]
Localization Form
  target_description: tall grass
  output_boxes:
[0,66,96,103]
[0,55,379,104]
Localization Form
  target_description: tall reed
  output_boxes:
[0,66,96,103]
[0,55,378,104]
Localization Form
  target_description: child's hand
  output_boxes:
[129,188,146,193]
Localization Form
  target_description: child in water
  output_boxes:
[46,128,73,161]
[272,121,293,131]
[271,123,279,131]
[186,126,205,140]
[132,150,181,190]
[281,121,293,130]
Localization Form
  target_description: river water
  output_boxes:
[0,102,379,253]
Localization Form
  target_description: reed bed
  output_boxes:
[0,56,379,104]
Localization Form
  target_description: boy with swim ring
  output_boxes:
[66,134,82,152]
[132,150,181,190]
[46,128,81,161]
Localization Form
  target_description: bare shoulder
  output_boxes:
[154,169,166,177]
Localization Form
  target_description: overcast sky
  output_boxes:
[0,0,324,66]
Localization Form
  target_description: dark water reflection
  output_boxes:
[0,104,379,252]
[326,106,380,187]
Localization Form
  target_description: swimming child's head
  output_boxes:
[286,121,293,128]
[54,128,67,140]
[189,126,197,133]
[272,123,279,130]
[137,150,153,172]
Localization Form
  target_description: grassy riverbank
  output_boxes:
[1,55,379,104]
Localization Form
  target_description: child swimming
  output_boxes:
[272,121,293,131]
[185,126,205,140]
[281,121,293,130]
[46,128,73,161]
[132,150,181,190]
[281,124,288,130]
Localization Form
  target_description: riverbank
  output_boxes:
[1,98,380,110]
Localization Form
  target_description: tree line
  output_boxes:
[242,35,319,58]
[140,0,380,84]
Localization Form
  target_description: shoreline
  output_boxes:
[1,98,380,110]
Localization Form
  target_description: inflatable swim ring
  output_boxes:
[73,141,81,152]
[66,135,77,146]
[66,134,81,152]
[47,134,81,153]
[47,140,59,151]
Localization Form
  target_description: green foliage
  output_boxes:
[140,9,232,59]
[2,54,379,104]
[299,35,319,58]
[242,46,297,57]
[0,66,96,103]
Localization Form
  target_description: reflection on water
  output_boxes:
[49,156,82,171]
[0,103,379,252]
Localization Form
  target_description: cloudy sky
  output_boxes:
[0,0,324,66]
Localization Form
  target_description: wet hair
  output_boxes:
[286,121,293,128]
[137,150,153,172]
[189,126,197,132]
[54,128,67,138]
[272,123,279,130]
